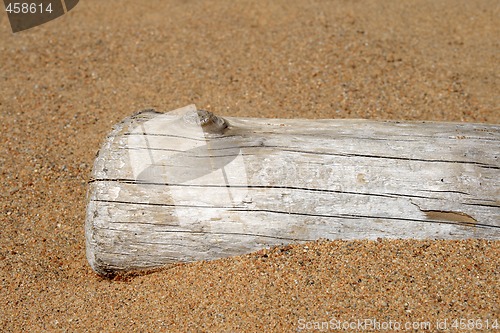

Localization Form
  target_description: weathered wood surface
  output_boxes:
[85,104,500,276]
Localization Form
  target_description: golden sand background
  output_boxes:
[1,1,498,331]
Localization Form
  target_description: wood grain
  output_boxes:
[85,105,500,276]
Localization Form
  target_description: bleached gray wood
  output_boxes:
[85,104,500,276]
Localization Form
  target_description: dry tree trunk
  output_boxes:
[85,105,500,276]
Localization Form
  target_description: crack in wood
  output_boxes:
[410,202,480,226]
[92,199,496,229]
[120,139,498,169]
[90,181,399,198]
[420,189,471,195]
[421,210,478,224]
[463,202,500,209]
[100,226,314,242]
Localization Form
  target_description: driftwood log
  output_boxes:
[85,105,500,276]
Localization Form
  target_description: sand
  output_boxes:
[0,0,498,332]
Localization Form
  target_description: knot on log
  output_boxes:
[182,109,228,135]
